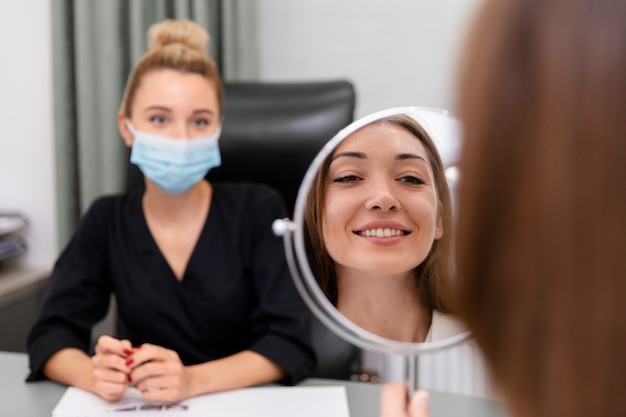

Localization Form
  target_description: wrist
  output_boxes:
[185,363,212,397]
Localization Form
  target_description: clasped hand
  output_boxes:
[91,335,191,403]
[380,382,430,417]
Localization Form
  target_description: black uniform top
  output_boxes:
[27,183,315,384]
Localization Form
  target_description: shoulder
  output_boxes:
[428,310,468,342]
[79,192,139,228]
[85,192,138,215]
[213,182,283,203]
[212,183,287,216]
[88,193,124,212]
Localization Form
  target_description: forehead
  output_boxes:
[333,122,430,161]
[133,69,218,107]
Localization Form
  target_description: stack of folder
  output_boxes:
[0,212,28,266]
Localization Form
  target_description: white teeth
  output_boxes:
[359,228,405,237]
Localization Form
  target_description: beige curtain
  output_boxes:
[52,0,258,248]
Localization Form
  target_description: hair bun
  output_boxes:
[147,19,209,53]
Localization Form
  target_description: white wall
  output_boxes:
[0,0,57,269]
[0,1,480,270]
[257,0,481,117]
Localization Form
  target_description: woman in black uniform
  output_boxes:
[27,19,315,404]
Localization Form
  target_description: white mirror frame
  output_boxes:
[273,107,472,386]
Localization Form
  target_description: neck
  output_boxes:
[336,268,431,343]
[143,179,211,224]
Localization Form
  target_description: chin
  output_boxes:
[358,261,419,277]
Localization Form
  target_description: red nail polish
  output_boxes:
[133,346,141,351]
[126,358,134,367]
[123,349,132,356]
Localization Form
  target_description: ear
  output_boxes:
[117,111,134,148]
[434,200,444,240]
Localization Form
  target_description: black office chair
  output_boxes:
[124,79,360,380]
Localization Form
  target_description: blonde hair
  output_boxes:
[120,19,223,117]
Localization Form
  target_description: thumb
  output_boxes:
[408,390,430,417]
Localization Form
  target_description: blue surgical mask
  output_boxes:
[126,119,222,195]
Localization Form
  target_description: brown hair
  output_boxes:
[304,114,456,315]
[120,19,223,117]
[456,0,626,416]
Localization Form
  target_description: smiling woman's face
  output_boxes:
[322,121,443,277]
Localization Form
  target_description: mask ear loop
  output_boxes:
[125,118,137,137]
[215,116,225,142]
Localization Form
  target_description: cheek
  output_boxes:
[408,195,440,232]
[322,192,352,254]
[323,190,352,227]
[321,217,340,263]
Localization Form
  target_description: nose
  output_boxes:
[364,180,400,211]
[173,122,192,140]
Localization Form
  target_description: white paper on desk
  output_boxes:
[52,385,351,417]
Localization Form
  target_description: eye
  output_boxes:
[149,115,168,125]
[191,117,210,128]
[398,175,426,185]
[332,173,363,184]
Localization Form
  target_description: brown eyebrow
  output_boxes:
[331,151,428,163]
[396,153,428,163]
[143,105,172,113]
[331,151,366,161]
[143,106,215,115]
[191,109,215,115]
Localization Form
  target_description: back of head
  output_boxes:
[455,0,626,416]
[120,19,222,117]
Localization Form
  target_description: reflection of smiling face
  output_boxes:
[322,122,443,277]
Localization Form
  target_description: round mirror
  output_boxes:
[274,106,470,386]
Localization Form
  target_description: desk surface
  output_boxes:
[2,351,507,417]
[0,266,49,306]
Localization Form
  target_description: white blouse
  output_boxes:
[361,310,501,400]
